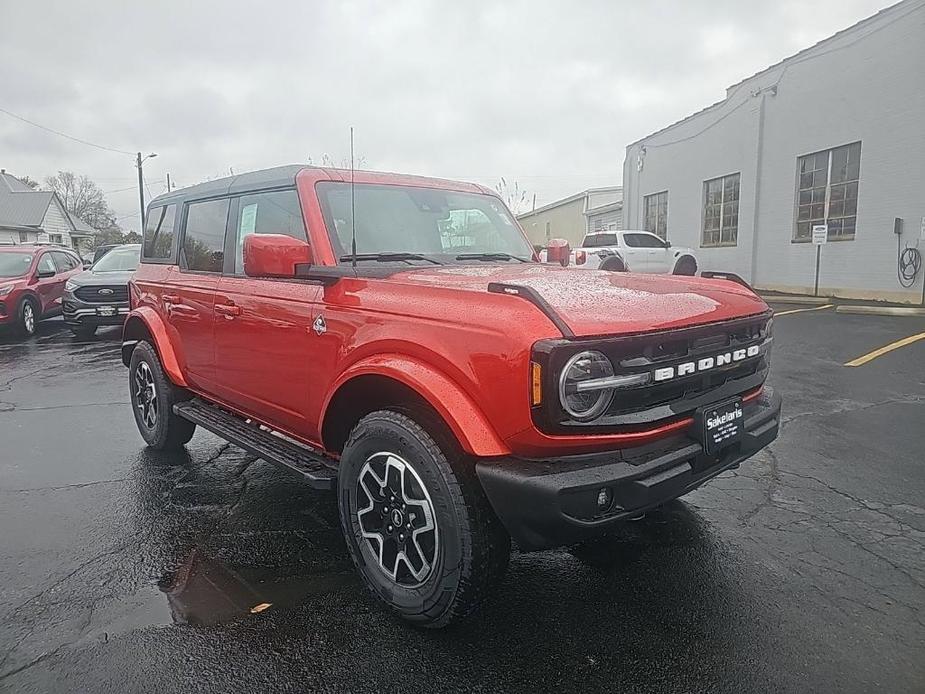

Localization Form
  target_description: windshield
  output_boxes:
[91,245,140,272]
[0,251,34,278]
[582,233,618,248]
[317,182,534,263]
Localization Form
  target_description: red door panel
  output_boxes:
[164,268,219,389]
[212,275,320,436]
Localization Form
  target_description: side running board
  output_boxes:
[173,398,337,490]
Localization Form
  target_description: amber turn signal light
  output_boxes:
[530,361,543,406]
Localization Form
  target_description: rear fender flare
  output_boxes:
[322,355,509,457]
[121,307,187,387]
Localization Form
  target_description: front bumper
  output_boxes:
[476,388,781,550]
[63,304,130,327]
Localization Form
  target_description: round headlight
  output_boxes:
[558,350,615,421]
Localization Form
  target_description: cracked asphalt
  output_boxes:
[1,308,924,694]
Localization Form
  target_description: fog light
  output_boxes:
[596,487,613,510]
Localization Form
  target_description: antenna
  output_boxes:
[350,126,357,270]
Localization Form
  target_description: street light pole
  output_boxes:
[136,152,157,230]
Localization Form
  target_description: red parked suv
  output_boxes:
[0,245,83,337]
[122,165,781,627]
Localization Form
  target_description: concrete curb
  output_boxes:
[760,295,830,305]
[835,305,925,317]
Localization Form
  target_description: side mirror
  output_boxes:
[36,268,56,279]
[83,261,92,270]
[243,234,313,278]
[664,240,672,248]
[546,238,571,266]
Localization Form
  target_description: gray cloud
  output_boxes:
[0,0,888,230]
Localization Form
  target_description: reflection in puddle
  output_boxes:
[159,548,355,626]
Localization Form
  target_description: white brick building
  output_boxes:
[622,0,925,303]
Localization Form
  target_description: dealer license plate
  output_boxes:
[695,397,744,455]
[96,306,116,317]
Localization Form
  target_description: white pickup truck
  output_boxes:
[542,230,699,275]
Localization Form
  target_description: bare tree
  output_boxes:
[495,177,531,215]
[307,153,368,169]
[44,171,118,230]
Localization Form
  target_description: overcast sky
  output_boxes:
[0,0,891,230]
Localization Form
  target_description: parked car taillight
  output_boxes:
[575,251,586,265]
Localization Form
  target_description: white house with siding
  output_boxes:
[622,0,925,303]
[0,170,96,253]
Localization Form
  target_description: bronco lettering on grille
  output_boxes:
[653,344,761,382]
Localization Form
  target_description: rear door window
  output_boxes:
[232,189,305,274]
[51,251,78,271]
[582,233,618,248]
[143,204,178,261]
[182,198,230,273]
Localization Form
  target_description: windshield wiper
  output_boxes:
[339,253,442,265]
[454,252,529,263]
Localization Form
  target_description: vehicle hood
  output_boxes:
[71,269,135,287]
[392,264,769,337]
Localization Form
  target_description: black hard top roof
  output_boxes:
[148,164,309,207]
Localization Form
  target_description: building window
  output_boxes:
[702,173,740,247]
[644,191,668,239]
[794,142,860,242]
[49,234,63,244]
[18,231,28,242]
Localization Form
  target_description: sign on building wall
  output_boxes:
[812,224,828,245]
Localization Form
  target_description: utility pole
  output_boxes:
[136,151,158,229]
[166,172,172,192]
[136,152,145,228]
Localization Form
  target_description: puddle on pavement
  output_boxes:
[157,547,355,626]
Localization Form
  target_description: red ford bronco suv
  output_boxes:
[123,165,780,627]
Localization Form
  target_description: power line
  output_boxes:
[0,106,135,156]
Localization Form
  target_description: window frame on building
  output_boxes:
[701,172,740,247]
[793,141,861,243]
[643,191,668,240]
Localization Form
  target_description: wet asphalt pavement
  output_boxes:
[1,308,924,693]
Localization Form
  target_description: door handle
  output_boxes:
[215,303,242,318]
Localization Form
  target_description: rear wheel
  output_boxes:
[600,257,626,272]
[128,341,195,450]
[673,257,697,275]
[16,298,38,337]
[338,409,510,628]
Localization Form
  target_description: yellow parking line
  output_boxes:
[845,331,925,367]
[773,304,834,317]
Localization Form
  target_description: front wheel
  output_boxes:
[128,341,196,450]
[338,410,510,628]
[16,298,38,337]
[673,257,697,276]
[70,325,97,339]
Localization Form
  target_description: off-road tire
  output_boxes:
[16,297,39,337]
[600,257,626,272]
[128,340,195,451]
[70,325,97,339]
[673,257,697,276]
[338,409,510,628]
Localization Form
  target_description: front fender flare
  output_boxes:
[323,355,510,457]
[121,307,187,388]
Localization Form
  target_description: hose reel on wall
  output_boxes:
[894,217,922,291]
